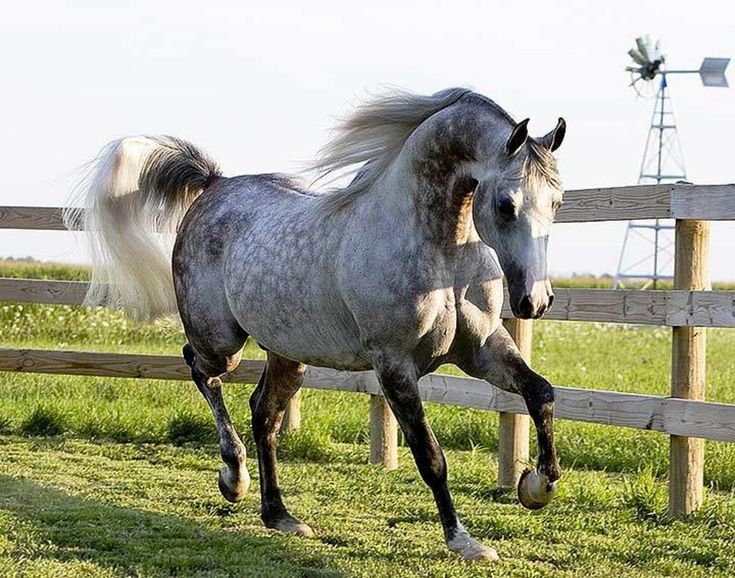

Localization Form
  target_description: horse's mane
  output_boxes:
[307,87,560,212]
[308,87,472,211]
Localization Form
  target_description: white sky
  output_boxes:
[1,0,734,279]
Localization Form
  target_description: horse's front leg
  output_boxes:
[373,352,499,563]
[456,324,560,509]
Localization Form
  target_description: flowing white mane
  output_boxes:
[308,87,471,209]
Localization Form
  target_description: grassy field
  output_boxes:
[1,260,734,576]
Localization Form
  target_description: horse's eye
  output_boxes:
[496,196,517,220]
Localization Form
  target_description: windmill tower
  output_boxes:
[614,36,729,288]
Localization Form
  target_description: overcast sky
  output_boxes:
[1,0,734,279]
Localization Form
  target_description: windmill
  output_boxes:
[614,36,729,289]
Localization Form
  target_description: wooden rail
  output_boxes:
[2,347,734,443]
[3,278,735,329]
[0,206,66,231]
[2,184,735,231]
[556,183,735,223]
[0,278,89,305]
[1,184,735,518]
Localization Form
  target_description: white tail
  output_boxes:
[66,136,221,320]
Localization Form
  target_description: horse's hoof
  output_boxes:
[461,544,499,563]
[218,467,250,503]
[517,468,557,510]
[267,516,314,538]
[447,527,499,563]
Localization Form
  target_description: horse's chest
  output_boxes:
[415,302,458,362]
[406,272,504,369]
[451,278,505,350]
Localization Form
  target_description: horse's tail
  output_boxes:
[65,136,221,320]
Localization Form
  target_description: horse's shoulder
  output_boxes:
[453,242,503,285]
[451,242,505,332]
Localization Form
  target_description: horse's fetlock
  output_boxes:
[220,445,245,468]
[261,499,289,523]
[543,457,561,483]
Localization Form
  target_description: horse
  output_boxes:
[70,87,566,563]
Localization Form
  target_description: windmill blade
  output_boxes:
[699,57,730,87]
[629,48,649,66]
[636,36,653,62]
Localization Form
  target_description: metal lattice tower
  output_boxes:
[614,74,684,288]
[613,36,729,289]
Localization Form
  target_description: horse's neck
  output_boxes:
[379,106,486,250]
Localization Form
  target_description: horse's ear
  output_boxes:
[540,117,566,152]
[505,118,529,157]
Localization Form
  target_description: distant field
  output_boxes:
[0,259,90,281]
[1,260,735,576]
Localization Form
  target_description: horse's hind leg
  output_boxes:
[182,323,250,503]
[249,352,313,537]
[174,216,252,502]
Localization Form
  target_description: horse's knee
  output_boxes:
[519,371,554,413]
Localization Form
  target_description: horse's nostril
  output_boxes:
[519,295,534,318]
[548,294,555,309]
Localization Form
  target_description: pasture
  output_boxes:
[1,261,734,576]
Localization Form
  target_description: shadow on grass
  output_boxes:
[0,475,343,577]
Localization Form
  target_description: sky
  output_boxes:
[1,0,734,279]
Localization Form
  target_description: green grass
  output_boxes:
[1,437,734,577]
[0,258,90,281]
[1,261,735,576]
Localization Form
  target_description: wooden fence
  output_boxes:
[2,181,735,517]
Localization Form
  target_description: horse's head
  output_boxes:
[472,117,565,319]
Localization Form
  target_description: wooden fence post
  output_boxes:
[669,219,710,516]
[497,317,532,488]
[368,372,398,470]
[281,390,302,432]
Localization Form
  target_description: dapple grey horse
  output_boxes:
[72,88,566,562]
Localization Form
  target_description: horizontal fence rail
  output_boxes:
[2,278,735,329]
[2,183,734,231]
[557,183,735,223]
[0,278,89,306]
[512,287,735,327]
[0,206,66,231]
[2,347,734,443]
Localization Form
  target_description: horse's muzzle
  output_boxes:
[513,292,554,319]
